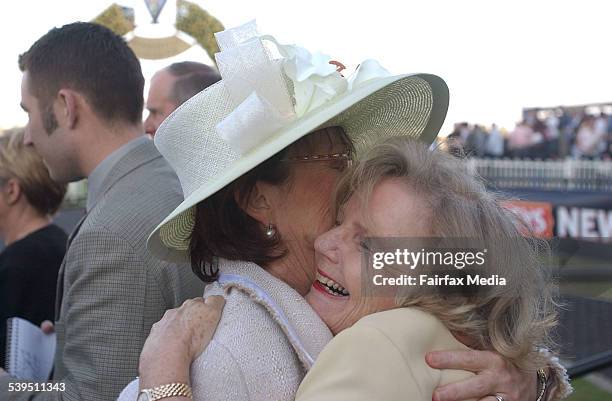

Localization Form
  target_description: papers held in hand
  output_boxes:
[5,317,56,380]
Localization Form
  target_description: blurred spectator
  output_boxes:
[446,123,468,157]
[485,123,504,157]
[531,117,547,145]
[594,112,608,138]
[557,107,573,158]
[524,109,537,126]
[575,115,606,158]
[144,62,221,136]
[464,124,486,157]
[508,121,535,157]
[459,122,470,143]
[452,104,612,160]
[545,113,560,141]
[0,128,67,368]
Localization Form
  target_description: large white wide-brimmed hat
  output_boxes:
[148,20,449,262]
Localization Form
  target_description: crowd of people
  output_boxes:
[448,109,612,160]
[0,21,573,401]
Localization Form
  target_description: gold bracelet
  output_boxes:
[138,383,192,401]
[535,368,548,401]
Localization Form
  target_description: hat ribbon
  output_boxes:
[214,20,391,155]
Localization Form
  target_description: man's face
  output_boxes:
[20,72,79,183]
[144,69,178,136]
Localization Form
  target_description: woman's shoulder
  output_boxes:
[9,224,67,255]
[295,308,474,401]
[352,307,469,353]
[337,307,472,384]
[193,287,306,400]
[216,285,295,338]
[296,309,459,401]
[356,306,448,328]
[0,224,66,272]
[211,285,313,365]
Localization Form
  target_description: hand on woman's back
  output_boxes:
[138,296,225,388]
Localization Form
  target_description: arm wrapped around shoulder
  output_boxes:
[296,319,467,401]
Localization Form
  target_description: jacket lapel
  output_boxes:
[54,211,88,318]
[206,259,333,370]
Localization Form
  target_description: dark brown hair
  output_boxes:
[189,126,352,282]
[19,22,144,133]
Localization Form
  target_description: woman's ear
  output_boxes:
[234,181,278,225]
[2,178,22,206]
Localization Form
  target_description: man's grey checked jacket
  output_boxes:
[1,138,204,401]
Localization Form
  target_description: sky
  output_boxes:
[1,0,611,135]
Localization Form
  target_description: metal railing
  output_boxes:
[58,160,612,209]
[466,159,612,191]
[568,351,612,379]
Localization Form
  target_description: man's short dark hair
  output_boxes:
[166,62,221,106]
[19,22,144,130]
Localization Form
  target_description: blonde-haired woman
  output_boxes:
[0,128,67,368]
[297,137,569,401]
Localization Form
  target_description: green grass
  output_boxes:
[567,378,612,401]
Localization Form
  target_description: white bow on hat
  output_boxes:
[214,20,391,155]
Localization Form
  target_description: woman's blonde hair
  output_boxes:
[0,128,66,215]
[334,137,557,370]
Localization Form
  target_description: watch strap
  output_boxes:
[142,382,192,401]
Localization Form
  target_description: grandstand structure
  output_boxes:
[523,101,612,120]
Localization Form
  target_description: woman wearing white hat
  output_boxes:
[120,21,568,401]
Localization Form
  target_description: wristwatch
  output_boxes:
[137,383,193,401]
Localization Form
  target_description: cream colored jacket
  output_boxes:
[295,308,476,401]
[296,307,572,401]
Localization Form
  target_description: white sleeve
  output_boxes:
[116,378,139,401]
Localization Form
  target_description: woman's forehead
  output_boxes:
[291,127,349,153]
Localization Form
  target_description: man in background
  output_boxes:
[145,61,220,136]
[0,22,203,400]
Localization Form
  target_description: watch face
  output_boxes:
[137,391,151,401]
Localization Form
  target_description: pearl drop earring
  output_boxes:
[265,223,276,238]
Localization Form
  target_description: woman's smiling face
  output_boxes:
[305,177,432,334]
